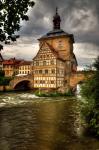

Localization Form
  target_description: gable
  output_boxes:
[33,42,57,61]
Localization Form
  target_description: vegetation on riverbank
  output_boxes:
[35,89,74,97]
[0,70,11,86]
[81,56,99,138]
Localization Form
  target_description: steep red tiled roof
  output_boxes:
[3,58,22,65]
[19,61,32,66]
[46,43,65,62]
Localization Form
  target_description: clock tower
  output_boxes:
[33,8,77,92]
[38,8,75,61]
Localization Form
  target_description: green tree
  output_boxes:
[0,70,5,77]
[0,70,11,85]
[81,56,99,137]
[0,0,35,50]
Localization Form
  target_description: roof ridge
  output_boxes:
[46,42,65,62]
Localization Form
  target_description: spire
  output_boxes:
[56,7,58,15]
[53,7,61,30]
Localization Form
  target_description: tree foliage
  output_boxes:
[81,56,99,137]
[0,70,11,85]
[0,0,35,50]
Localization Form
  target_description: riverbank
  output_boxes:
[35,90,74,97]
[0,87,75,97]
[0,85,12,92]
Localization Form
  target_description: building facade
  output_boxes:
[3,58,21,77]
[33,8,77,92]
[18,61,32,75]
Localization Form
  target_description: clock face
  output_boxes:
[57,40,64,49]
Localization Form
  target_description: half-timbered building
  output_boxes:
[32,8,77,92]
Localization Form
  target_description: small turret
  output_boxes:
[53,7,61,30]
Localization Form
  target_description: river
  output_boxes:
[0,92,99,150]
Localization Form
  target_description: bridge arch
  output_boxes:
[10,75,33,91]
[14,80,32,90]
[70,73,86,88]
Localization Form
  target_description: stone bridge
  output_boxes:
[10,75,33,90]
[70,71,94,88]
[9,71,94,90]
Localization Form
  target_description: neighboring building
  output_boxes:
[32,8,77,91]
[3,58,21,77]
[0,53,3,70]
[18,61,32,75]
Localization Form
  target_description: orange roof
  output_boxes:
[3,58,22,65]
[18,61,32,66]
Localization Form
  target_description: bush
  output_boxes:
[81,56,99,138]
[0,76,11,85]
[0,70,5,77]
[35,89,74,97]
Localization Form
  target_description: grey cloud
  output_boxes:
[19,0,99,44]
[4,0,99,68]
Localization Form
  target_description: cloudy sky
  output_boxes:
[1,0,99,69]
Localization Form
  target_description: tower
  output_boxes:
[33,8,77,92]
[38,8,75,61]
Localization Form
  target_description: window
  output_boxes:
[35,80,38,84]
[57,69,60,74]
[40,55,42,59]
[35,70,38,74]
[51,81,54,84]
[50,60,54,65]
[58,40,63,48]
[43,61,46,66]
[42,80,45,84]
[40,80,45,84]
[39,70,42,74]
[51,69,55,74]
[36,61,39,66]
[45,69,48,74]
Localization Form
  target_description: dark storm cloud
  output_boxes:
[20,0,99,44]
[3,0,98,68]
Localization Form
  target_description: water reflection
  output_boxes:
[0,93,99,150]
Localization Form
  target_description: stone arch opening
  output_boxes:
[14,80,31,91]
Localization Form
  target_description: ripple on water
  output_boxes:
[0,93,40,105]
[0,92,99,150]
[19,93,39,99]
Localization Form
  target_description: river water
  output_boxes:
[0,92,99,150]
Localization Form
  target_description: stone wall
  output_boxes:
[0,85,12,92]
